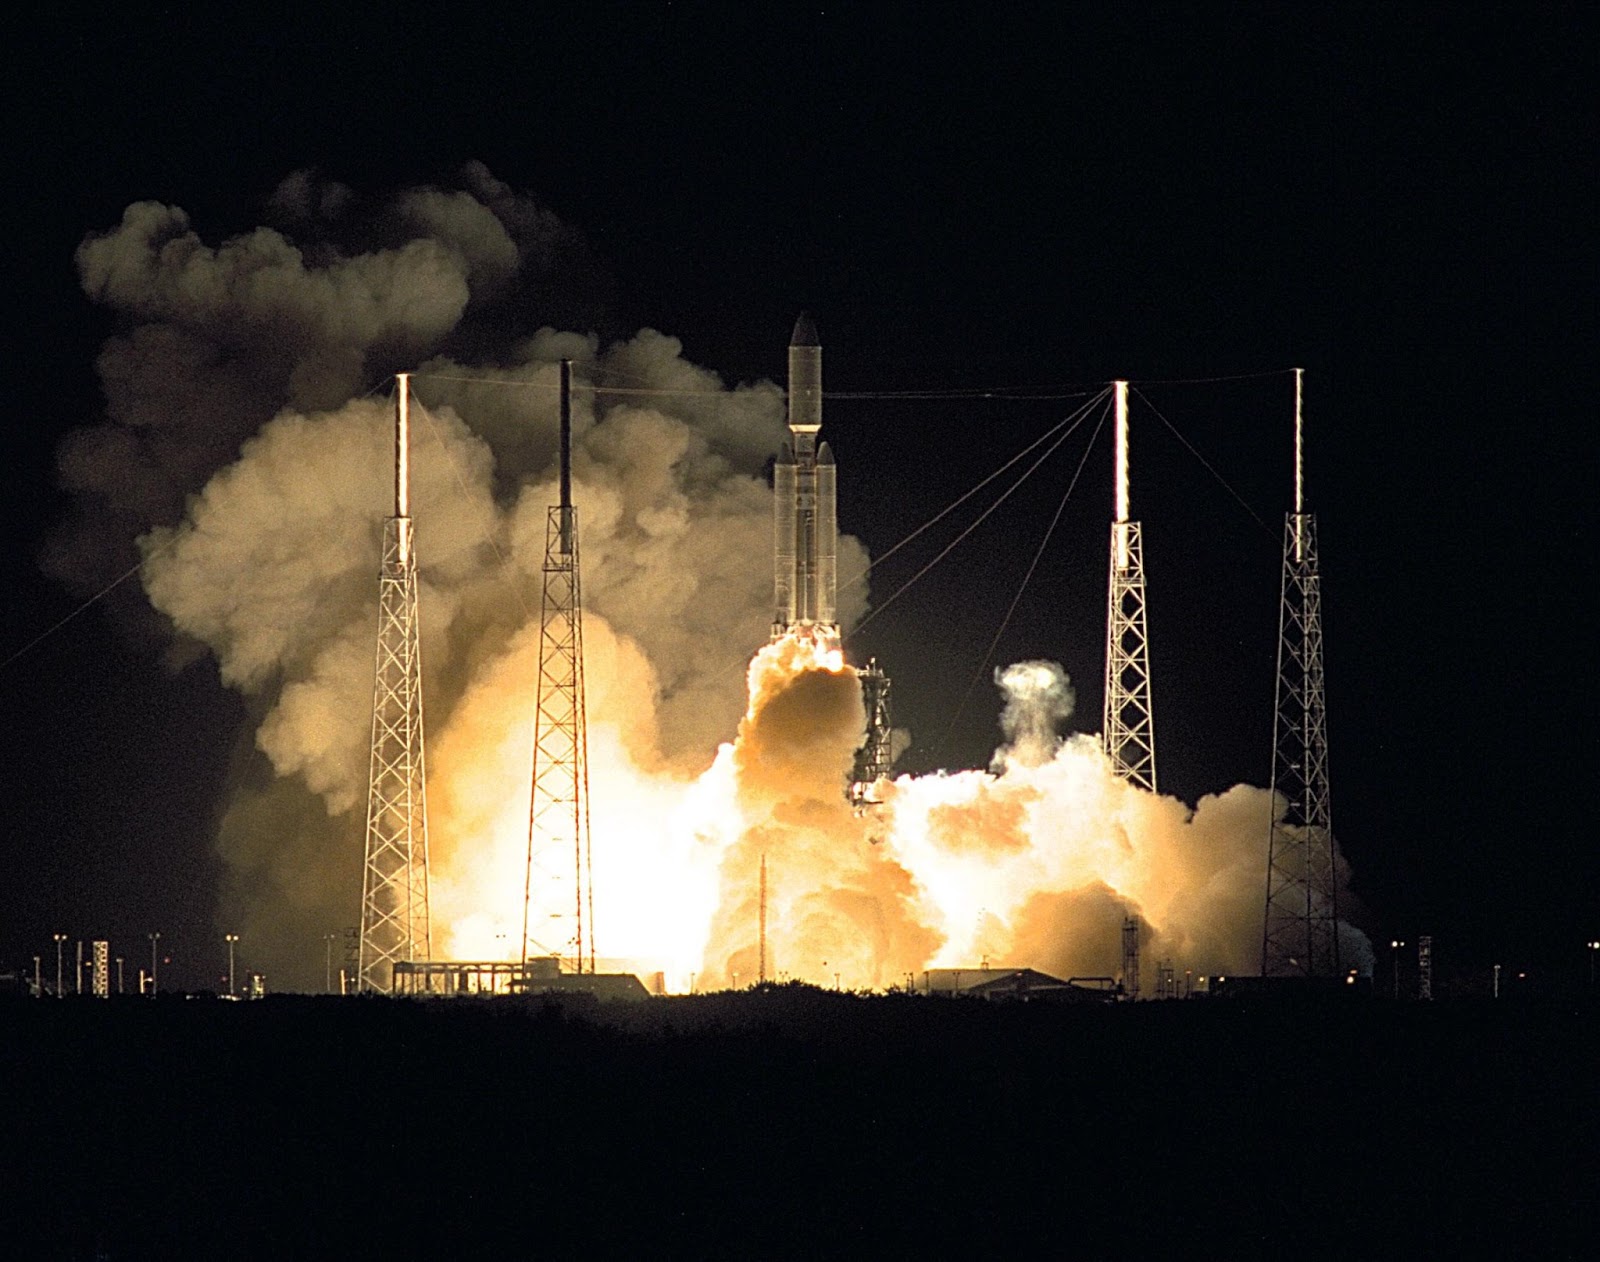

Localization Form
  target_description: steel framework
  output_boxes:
[1103,382,1157,791]
[523,360,594,974]
[91,940,109,999]
[358,375,431,992]
[1261,510,1340,976]
[1121,914,1140,1000]
[849,659,893,810]
[1104,520,1157,790]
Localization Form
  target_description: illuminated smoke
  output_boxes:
[994,659,1075,770]
[695,636,940,990]
[61,165,1369,991]
[64,167,867,986]
[698,645,1343,988]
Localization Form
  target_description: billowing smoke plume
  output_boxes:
[63,167,868,986]
[696,637,940,990]
[61,165,1369,992]
[994,659,1075,770]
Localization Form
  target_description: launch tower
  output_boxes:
[849,659,893,809]
[1121,914,1140,1000]
[358,373,432,992]
[1261,370,1340,977]
[1102,381,1157,791]
[523,359,595,974]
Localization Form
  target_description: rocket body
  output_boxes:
[773,313,838,642]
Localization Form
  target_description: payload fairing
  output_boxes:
[772,313,839,644]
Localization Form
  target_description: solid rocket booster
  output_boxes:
[773,312,838,639]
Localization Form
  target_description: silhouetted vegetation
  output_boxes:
[2,990,1593,1258]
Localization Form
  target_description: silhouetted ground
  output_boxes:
[2,986,1594,1259]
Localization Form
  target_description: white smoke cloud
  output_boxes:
[994,659,1075,770]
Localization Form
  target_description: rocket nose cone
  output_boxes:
[790,311,819,347]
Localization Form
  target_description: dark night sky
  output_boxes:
[3,4,1593,986]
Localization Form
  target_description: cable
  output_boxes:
[826,387,1099,401]
[0,532,180,673]
[1132,386,1278,540]
[848,392,1112,637]
[413,370,1102,403]
[838,388,1110,599]
[1126,367,1299,387]
[414,370,744,401]
[930,408,1109,763]
[409,395,538,625]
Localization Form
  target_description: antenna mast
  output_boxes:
[524,360,595,975]
[1121,914,1140,1001]
[358,373,432,991]
[1262,368,1340,977]
[1102,381,1157,791]
[759,853,768,985]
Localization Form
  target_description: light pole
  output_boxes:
[53,934,66,998]
[1390,939,1406,1001]
[1587,942,1599,989]
[115,958,124,995]
[324,934,337,994]
[225,934,239,996]
[1493,963,1501,999]
[33,956,41,998]
[148,932,161,997]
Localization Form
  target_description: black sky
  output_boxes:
[4,4,1594,986]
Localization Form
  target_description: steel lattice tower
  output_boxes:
[1103,381,1157,791]
[358,373,431,992]
[849,659,893,810]
[1262,370,1340,977]
[523,359,594,975]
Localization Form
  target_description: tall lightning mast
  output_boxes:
[358,373,432,992]
[524,359,595,975]
[1262,369,1340,977]
[1102,381,1157,791]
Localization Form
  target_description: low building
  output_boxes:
[920,967,1115,1004]
[390,957,651,1002]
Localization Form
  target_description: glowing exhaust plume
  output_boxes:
[690,645,1361,990]
[62,168,1370,990]
[696,633,938,990]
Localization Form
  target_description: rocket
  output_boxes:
[772,312,838,643]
